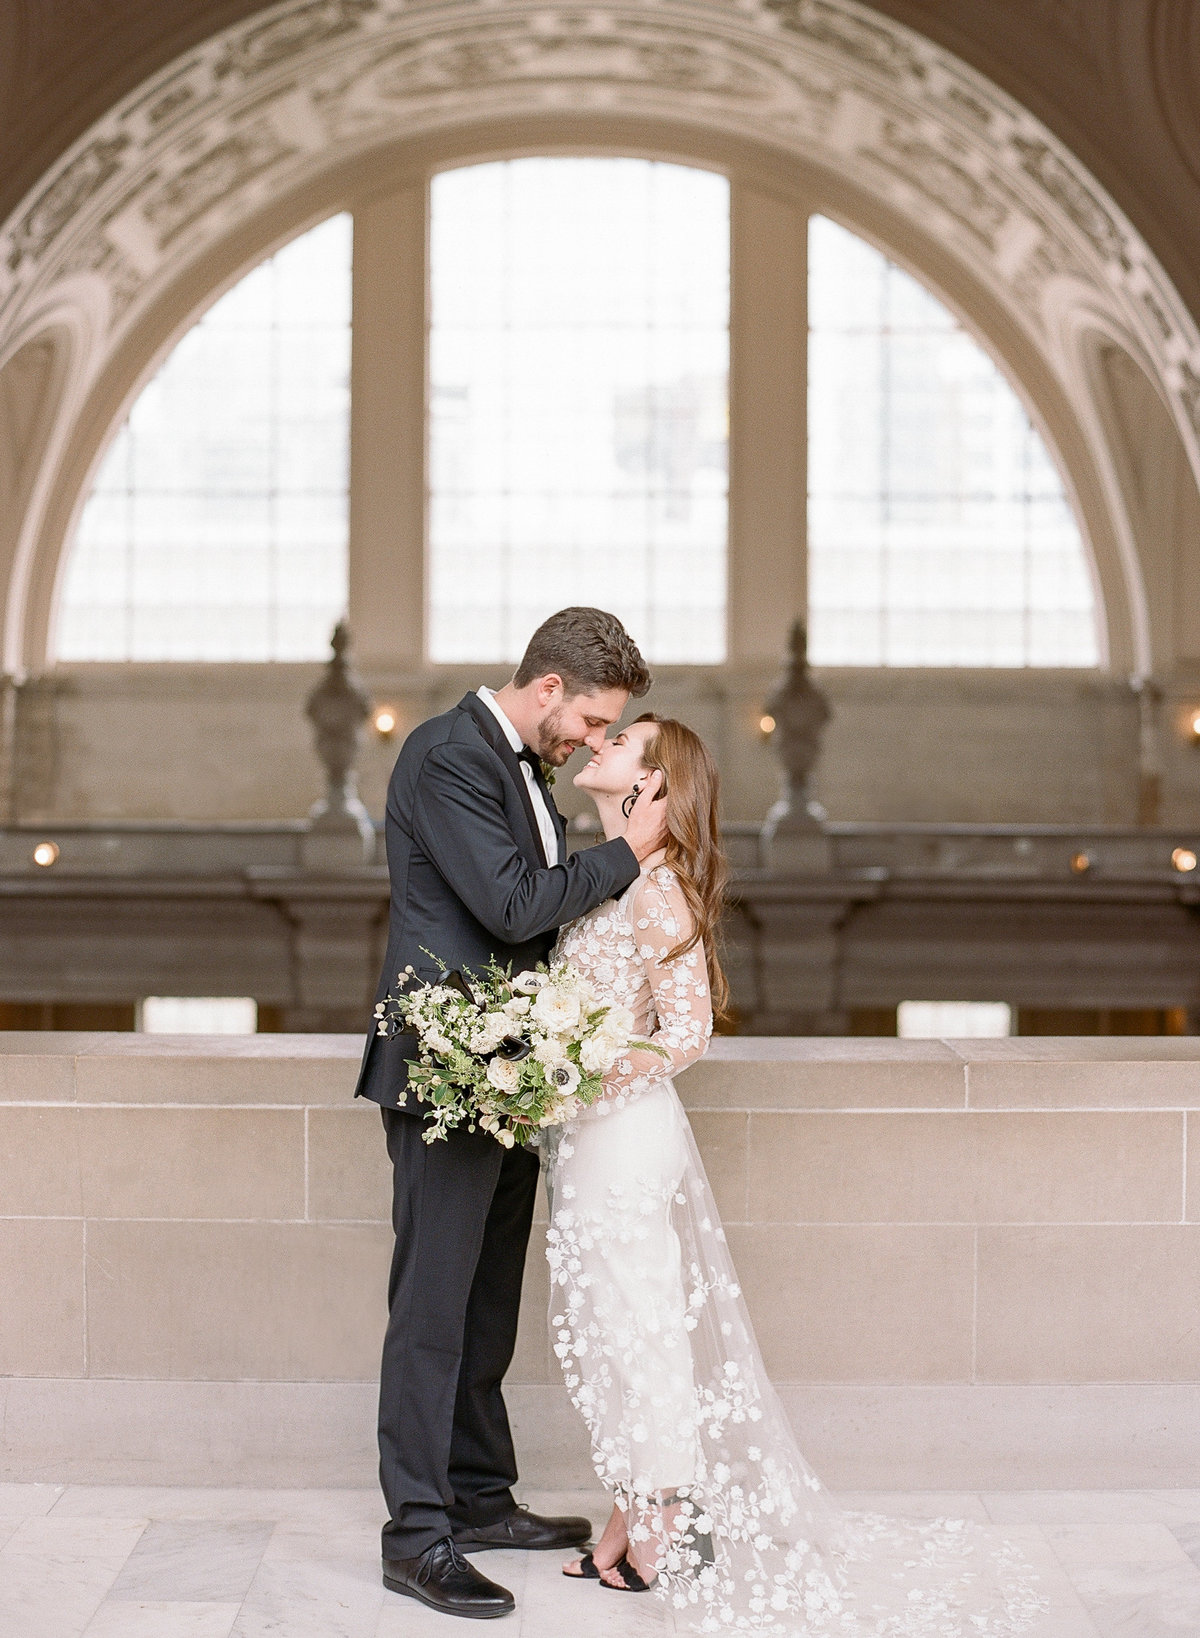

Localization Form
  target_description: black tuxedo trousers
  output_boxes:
[379,1107,539,1556]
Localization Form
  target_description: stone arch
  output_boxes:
[2,0,1197,674]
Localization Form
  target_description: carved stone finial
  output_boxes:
[303,620,374,865]
[761,619,833,871]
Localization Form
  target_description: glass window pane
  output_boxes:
[808,216,1100,667]
[428,159,729,664]
[55,214,352,662]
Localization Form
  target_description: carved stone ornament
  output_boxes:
[0,0,1198,490]
[761,619,834,874]
[764,618,832,828]
[303,619,375,866]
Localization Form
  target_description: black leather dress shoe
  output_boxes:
[382,1537,515,1619]
[452,1503,593,1552]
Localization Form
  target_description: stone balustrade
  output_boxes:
[0,821,1198,1030]
[3,1034,1200,1491]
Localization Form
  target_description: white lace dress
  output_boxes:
[545,864,1044,1636]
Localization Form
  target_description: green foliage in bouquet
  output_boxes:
[375,952,664,1146]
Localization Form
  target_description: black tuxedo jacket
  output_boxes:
[354,691,640,1111]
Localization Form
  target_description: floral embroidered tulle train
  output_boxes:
[545,865,1045,1635]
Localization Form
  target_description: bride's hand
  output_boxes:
[623,769,667,861]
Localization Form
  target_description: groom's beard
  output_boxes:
[534,706,578,766]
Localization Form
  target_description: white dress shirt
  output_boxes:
[476,687,561,867]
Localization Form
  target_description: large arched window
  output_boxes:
[55,214,352,661]
[807,216,1100,666]
[428,158,730,664]
[52,188,1102,675]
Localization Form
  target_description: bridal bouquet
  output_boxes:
[375,957,661,1146]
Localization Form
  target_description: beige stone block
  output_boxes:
[511,1234,555,1385]
[773,1383,1200,1491]
[962,1038,1200,1109]
[1187,1115,1200,1223]
[505,1384,597,1491]
[0,1219,85,1375]
[306,1107,391,1222]
[532,1157,549,1225]
[747,1110,1183,1224]
[728,1224,974,1383]
[78,1108,304,1220]
[0,1034,82,1101]
[678,1038,966,1110]
[0,1378,380,1486]
[0,1106,81,1213]
[73,1036,362,1106]
[976,1225,1200,1382]
[8,1376,1200,1490]
[688,1111,748,1222]
[86,1221,391,1380]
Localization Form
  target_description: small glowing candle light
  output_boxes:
[1172,847,1198,873]
[31,841,59,867]
[758,714,776,737]
[1069,851,1091,874]
[373,707,398,738]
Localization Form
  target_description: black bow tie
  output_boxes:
[517,747,542,774]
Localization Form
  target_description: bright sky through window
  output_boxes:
[807,215,1100,666]
[56,213,352,661]
[428,158,730,664]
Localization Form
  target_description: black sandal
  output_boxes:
[600,1553,655,1592]
[562,1551,600,1580]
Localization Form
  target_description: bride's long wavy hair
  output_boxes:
[632,713,731,1028]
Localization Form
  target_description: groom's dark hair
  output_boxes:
[513,607,651,698]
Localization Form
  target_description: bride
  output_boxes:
[543,713,1044,1636]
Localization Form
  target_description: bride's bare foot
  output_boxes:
[598,1553,655,1591]
[563,1505,627,1580]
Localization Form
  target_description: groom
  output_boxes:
[354,607,665,1619]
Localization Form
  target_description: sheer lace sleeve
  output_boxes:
[602,865,713,1104]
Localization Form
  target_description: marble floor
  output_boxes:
[2,1482,1200,1636]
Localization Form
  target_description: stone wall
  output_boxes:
[3,1033,1200,1489]
[16,660,1200,828]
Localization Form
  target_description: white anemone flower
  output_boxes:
[545,1060,581,1095]
[512,971,549,994]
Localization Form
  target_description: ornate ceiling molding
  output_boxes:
[1,0,1198,478]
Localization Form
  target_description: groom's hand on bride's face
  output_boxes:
[624,769,668,861]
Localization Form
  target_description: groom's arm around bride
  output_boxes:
[354,607,667,1621]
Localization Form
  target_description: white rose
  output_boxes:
[580,1033,618,1074]
[502,996,531,1017]
[486,1056,522,1093]
[598,1003,635,1042]
[532,985,581,1032]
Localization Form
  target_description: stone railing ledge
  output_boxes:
[0,1030,1197,1110]
[0,1030,364,1105]
[681,1034,1200,1112]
